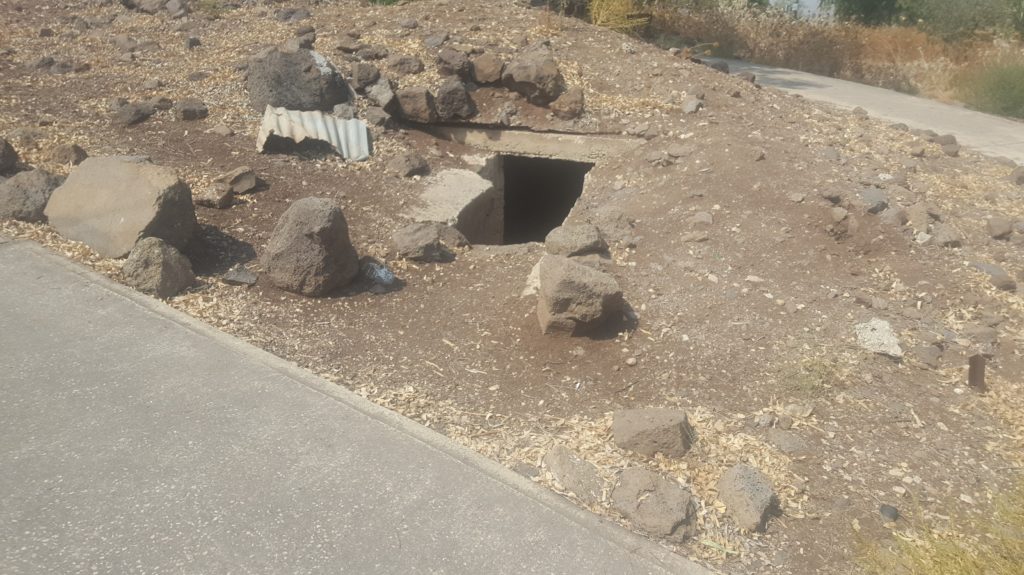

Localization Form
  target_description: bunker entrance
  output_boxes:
[500,155,593,245]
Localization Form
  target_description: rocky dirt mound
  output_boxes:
[2,1,1023,573]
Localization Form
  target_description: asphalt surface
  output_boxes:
[716,59,1024,165]
[0,238,709,575]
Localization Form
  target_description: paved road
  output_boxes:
[716,59,1024,165]
[0,238,708,575]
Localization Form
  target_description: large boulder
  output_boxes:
[262,197,359,296]
[121,237,195,298]
[0,137,18,174]
[502,43,565,105]
[537,255,623,335]
[0,169,63,222]
[612,468,697,542]
[717,464,778,532]
[612,409,694,458]
[44,157,197,258]
[246,48,350,112]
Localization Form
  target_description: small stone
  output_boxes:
[141,78,163,90]
[112,102,154,126]
[366,78,397,112]
[398,18,418,29]
[624,357,637,367]
[987,217,1013,240]
[351,62,381,91]
[423,32,449,49]
[434,78,474,121]
[537,255,623,335]
[392,222,455,262]
[209,124,234,137]
[470,52,503,84]
[912,345,942,369]
[395,87,438,123]
[550,87,584,120]
[831,207,849,223]
[930,223,963,247]
[941,143,960,157]
[122,237,195,298]
[502,43,565,105]
[332,103,356,120]
[971,262,1016,292]
[909,145,926,158]
[222,264,258,286]
[174,98,208,121]
[879,504,899,522]
[545,224,607,257]
[857,188,888,214]
[0,169,63,222]
[437,47,471,78]
[0,138,19,174]
[148,97,174,111]
[386,55,424,76]
[855,318,903,359]
[386,152,429,178]
[48,143,88,166]
[766,428,810,455]
[612,408,694,457]
[214,166,257,195]
[194,183,233,209]
[682,97,703,114]
[1009,166,1024,186]
[543,445,603,505]
[851,106,868,116]
[718,464,778,532]
[185,36,200,49]
[687,211,713,228]
[933,134,957,146]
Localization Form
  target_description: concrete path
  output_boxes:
[0,238,708,575]
[716,59,1024,165]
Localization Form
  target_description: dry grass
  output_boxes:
[860,483,1024,575]
[588,0,650,32]
[646,4,1021,104]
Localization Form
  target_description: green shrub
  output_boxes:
[957,58,1024,119]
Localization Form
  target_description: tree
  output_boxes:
[821,0,901,24]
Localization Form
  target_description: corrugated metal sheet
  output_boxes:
[256,105,371,161]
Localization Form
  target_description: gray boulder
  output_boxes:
[121,237,195,298]
[395,87,438,123]
[545,224,607,257]
[247,48,350,111]
[718,463,777,531]
[543,445,603,505]
[537,255,623,335]
[612,468,697,542]
[502,43,565,105]
[0,169,62,222]
[44,157,197,258]
[262,197,359,296]
[612,409,694,457]
[0,137,20,174]
[435,78,474,121]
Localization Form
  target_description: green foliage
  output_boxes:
[822,0,902,24]
[957,58,1024,119]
